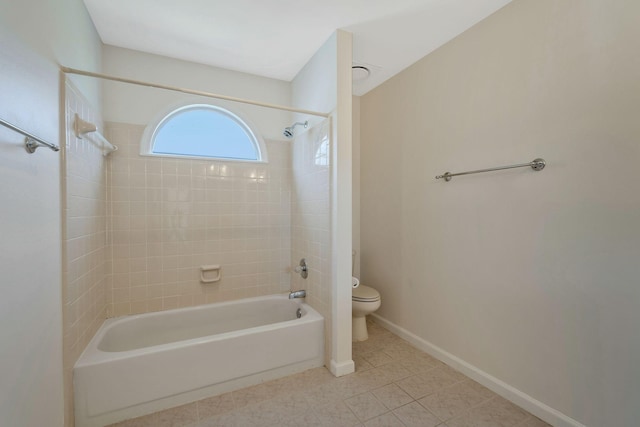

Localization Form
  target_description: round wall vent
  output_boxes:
[352,65,370,81]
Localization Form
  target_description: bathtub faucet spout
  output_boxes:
[289,290,306,299]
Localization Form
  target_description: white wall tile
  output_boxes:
[63,81,110,426]
[104,123,293,315]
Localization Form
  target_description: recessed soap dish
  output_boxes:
[200,265,221,283]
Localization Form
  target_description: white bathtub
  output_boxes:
[74,294,324,427]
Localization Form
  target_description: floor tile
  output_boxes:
[364,411,405,427]
[393,401,440,427]
[198,411,239,427]
[265,392,311,419]
[278,411,328,427]
[397,354,438,375]
[344,392,389,421]
[312,401,361,426]
[337,371,379,395]
[196,392,235,419]
[395,370,457,401]
[375,362,414,382]
[153,403,199,426]
[304,377,362,407]
[484,396,530,425]
[354,367,396,390]
[303,381,346,407]
[446,396,529,427]
[366,319,390,336]
[299,366,336,384]
[516,415,553,427]
[362,350,395,367]
[371,383,413,410]
[465,380,498,402]
[231,382,273,409]
[282,367,334,395]
[353,338,382,355]
[438,364,471,383]
[233,400,283,426]
[383,342,423,360]
[418,380,487,421]
[419,367,460,391]
[354,354,375,372]
[373,337,407,354]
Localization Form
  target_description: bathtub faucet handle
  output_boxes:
[294,258,308,279]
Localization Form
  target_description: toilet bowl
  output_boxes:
[352,284,381,341]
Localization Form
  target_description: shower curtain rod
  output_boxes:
[61,66,331,118]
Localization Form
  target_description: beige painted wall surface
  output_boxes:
[360,1,640,426]
[101,46,292,141]
[0,1,102,426]
[352,96,361,278]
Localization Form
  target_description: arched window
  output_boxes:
[141,104,265,162]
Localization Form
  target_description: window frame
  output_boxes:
[140,103,268,163]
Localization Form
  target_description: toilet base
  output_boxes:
[352,315,369,341]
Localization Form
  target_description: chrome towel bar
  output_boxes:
[0,117,60,153]
[436,158,546,182]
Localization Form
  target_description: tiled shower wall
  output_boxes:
[62,81,109,426]
[61,104,332,422]
[104,122,292,316]
[291,121,332,364]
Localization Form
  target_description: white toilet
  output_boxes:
[352,282,381,341]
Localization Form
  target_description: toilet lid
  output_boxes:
[352,284,380,302]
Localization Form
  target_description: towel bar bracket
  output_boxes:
[25,136,60,153]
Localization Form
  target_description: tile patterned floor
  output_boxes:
[108,320,551,427]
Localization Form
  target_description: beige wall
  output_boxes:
[104,122,292,316]
[101,46,292,141]
[352,96,361,277]
[0,1,102,426]
[360,1,640,426]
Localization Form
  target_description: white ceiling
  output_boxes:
[82,0,512,96]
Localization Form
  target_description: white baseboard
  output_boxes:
[330,358,355,377]
[371,313,586,427]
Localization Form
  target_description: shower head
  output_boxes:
[283,121,308,138]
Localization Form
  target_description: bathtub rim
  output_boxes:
[75,293,322,367]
